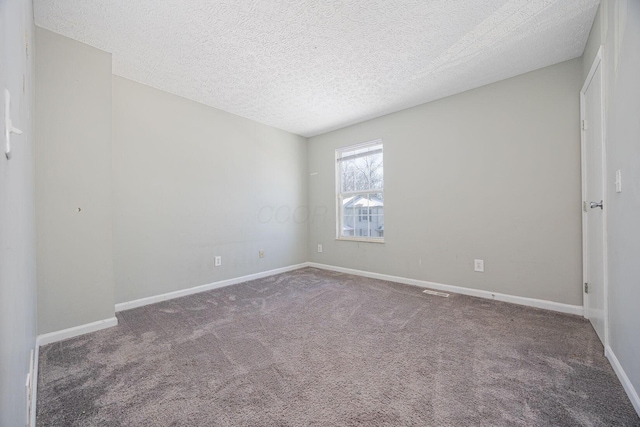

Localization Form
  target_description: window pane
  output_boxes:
[337,145,383,193]
[354,160,369,191]
[368,153,383,190]
[341,197,356,237]
[341,193,383,239]
[341,161,355,192]
[347,153,383,192]
[370,193,384,238]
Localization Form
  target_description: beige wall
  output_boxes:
[585,0,640,414]
[308,58,583,306]
[112,76,308,304]
[35,28,115,334]
[0,0,37,425]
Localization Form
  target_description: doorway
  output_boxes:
[581,47,607,347]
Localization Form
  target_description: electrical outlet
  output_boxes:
[317,244,323,253]
[474,259,484,272]
[259,250,264,258]
[214,256,221,267]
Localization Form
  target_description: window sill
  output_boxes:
[335,237,385,244]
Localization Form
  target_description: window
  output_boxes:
[336,140,384,241]
[359,208,371,222]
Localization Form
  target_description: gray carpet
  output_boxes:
[37,268,639,426]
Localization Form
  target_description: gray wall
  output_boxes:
[308,58,583,306]
[582,5,604,81]
[112,76,308,304]
[585,0,640,412]
[35,28,115,334]
[0,0,37,425]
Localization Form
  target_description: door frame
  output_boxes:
[580,45,608,349]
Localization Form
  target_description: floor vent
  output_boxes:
[422,289,449,298]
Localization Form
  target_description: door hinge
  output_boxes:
[582,119,588,130]
[584,282,589,294]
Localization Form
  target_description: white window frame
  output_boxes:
[335,139,384,243]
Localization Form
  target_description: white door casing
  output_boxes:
[580,46,607,348]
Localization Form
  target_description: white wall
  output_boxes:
[35,28,115,334]
[584,0,640,415]
[0,0,37,425]
[308,58,583,306]
[112,76,308,304]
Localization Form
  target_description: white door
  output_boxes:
[582,50,606,345]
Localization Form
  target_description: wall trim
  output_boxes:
[115,263,310,312]
[36,317,118,347]
[605,345,640,417]
[30,343,39,427]
[308,262,584,316]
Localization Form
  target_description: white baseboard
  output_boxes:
[605,345,640,417]
[307,262,584,316]
[115,263,310,312]
[36,317,118,347]
[30,342,39,427]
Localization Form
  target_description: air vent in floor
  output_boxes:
[422,289,449,297]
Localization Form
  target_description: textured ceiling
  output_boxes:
[34,0,599,137]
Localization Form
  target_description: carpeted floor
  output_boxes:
[37,268,639,426]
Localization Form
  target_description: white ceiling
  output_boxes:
[34,0,599,137]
